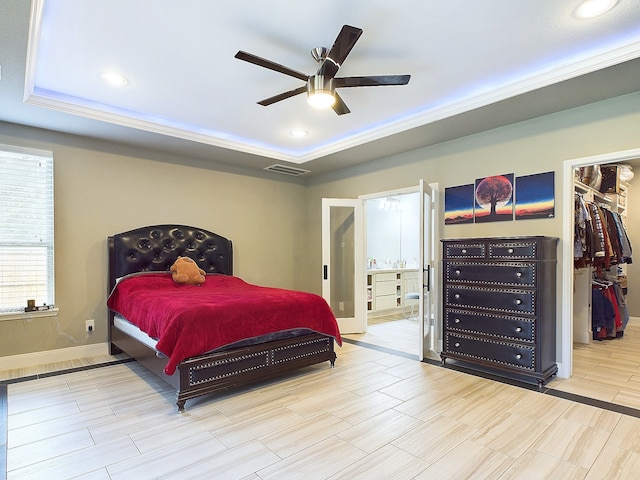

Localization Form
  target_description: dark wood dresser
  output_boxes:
[441,236,558,388]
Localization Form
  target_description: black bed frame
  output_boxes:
[107,225,336,411]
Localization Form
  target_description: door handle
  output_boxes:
[424,266,430,292]
[323,265,328,280]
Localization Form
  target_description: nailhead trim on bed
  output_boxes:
[188,351,269,386]
[187,336,332,386]
[271,336,331,364]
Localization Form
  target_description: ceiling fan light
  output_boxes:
[308,91,335,109]
[307,75,336,109]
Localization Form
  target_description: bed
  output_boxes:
[107,224,340,411]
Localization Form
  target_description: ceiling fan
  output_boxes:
[234,25,411,115]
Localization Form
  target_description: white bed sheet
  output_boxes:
[114,314,163,355]
[114,313,321,360]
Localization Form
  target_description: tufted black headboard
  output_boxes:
[107,224,233,291]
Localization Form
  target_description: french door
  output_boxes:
[322,181,441,360]
[418,180,440,360]
[321,198,365,333]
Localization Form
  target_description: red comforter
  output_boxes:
[107,273,342,375]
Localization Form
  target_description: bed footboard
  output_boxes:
[111,324,336,411]
[175,333,336,411]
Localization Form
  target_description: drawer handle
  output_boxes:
[515,299,522,305]
[508,248,514,253]
[454,342,460,348]
[454,318,461,323]
[515,354,522,359]
[455,269,461,275]
[461,249,467,254]
[454,294,460,299]
[516,272,522,278]
[515,327,522,332]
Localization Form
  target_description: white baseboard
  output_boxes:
[0,343,110,371]
[556,361,568,379]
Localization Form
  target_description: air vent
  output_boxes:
[264,164,311,176]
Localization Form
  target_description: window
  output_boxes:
[0,144,54,313]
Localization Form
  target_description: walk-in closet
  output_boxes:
[571,161,640,406]
[574,164,634,343]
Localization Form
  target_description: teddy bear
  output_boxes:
[170,256,206,285]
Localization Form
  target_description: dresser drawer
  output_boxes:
[488,241,537,259]
[445,309,534,342]
[445,333,535,370]
[443,242,485,259]
[445,285,535,315]
[444,262,535,287]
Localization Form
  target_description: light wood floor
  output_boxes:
[346,313,421,357]
[346,314,640,411]
[4,333,640,478]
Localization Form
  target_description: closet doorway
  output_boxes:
[561,147,640,405]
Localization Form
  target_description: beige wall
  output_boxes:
[0,124,307,357]
[304,91,640,371]
[305,92,640,289]
[1,91,639,359]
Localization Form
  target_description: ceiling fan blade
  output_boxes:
[257,86,307,106]
[235,51,309,81]
[319,25,363,79]
[332,92,351,115]
[334,75,411,88]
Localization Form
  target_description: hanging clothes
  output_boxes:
[574,194,592,267]
[592,284,616,340]
[611,211,633,263]
[613,281,630,331]
[591,278,628,340]
[575,182,633,343]
[602,209,620,264]
[574,194,633,269]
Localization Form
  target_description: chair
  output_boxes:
[403,292,420,319]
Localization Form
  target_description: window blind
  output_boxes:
[0,145,54,312]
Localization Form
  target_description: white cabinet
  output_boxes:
[367,269,419,314]
[374,272,401,311]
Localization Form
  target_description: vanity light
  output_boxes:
[575,0,618,19]
[100,71,129,86]
[379,196,402,211]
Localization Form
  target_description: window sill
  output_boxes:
[0,308,59,322]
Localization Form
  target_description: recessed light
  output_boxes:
[100,71,129,86]
[575,0,618,19]
[289,128,309,138]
